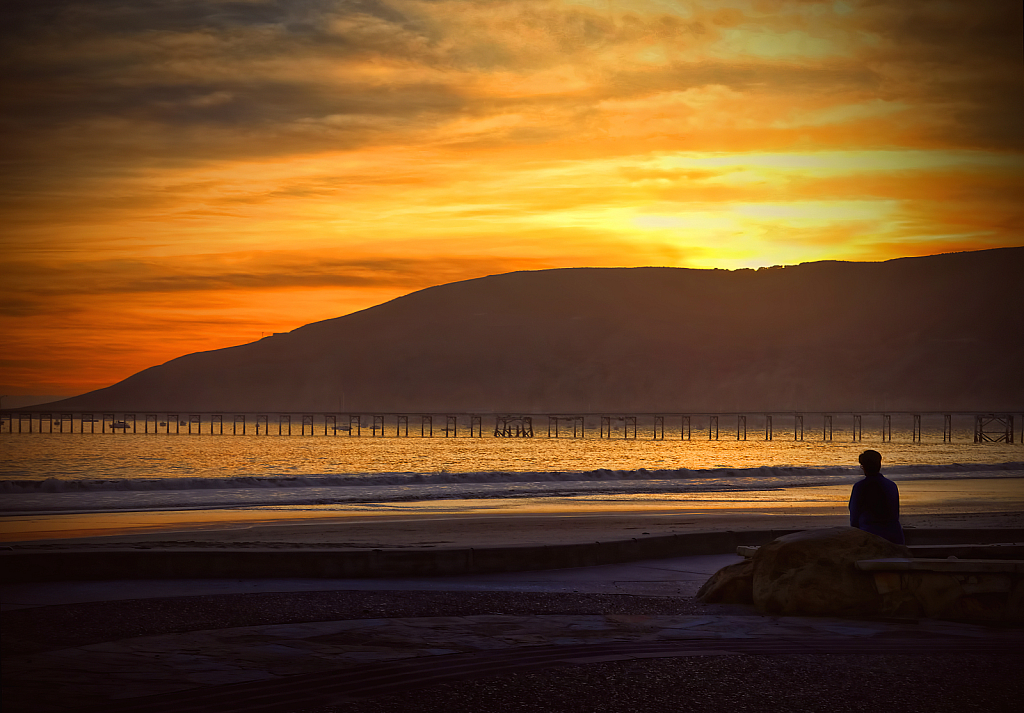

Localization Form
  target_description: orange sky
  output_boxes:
[2,0,1022,400]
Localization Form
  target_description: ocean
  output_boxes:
[1,413,1021,516]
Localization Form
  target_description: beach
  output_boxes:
[5,478,1022,549]
[5,476,1022,713]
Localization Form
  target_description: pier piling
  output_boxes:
[7,409,1019,445]
[548,415,584,438]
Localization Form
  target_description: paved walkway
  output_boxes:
[3,554,1021,713]
[0,553,740,609]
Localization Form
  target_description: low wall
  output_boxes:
[2,528,1021,583]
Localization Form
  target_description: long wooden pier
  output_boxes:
[0,411,1019,443]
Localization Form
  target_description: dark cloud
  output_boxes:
[4,0,1019,190]
[850,0,1024,149]
[2,0,405,37]
[0,252,553,312]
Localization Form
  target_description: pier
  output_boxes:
[0,411,1020,444]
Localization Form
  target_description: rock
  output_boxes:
[751,526,911,616]
[1009,579,1024,623]
[696,558,754,604]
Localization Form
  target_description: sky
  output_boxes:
[1,0,1022,401]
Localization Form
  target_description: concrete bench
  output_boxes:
[737,543,1024,560]
[855,557,1024,574]
[855,556,1024,623]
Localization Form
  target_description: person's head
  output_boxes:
[858,449,882,475]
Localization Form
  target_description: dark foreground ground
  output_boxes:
[304,653,1023,713]
[4,589,1022,713]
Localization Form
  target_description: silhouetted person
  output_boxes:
[848,449,904,544]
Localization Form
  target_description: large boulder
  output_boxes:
[752,527,911,616]
[698,527,912,617]
[695,558,754,604]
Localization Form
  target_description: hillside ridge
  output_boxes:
[30,247,1024,413]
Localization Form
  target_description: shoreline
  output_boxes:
[3,478,1022,549]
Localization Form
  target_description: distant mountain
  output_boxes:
[33,247,1024,414]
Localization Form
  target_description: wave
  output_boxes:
[3,461,1022,494]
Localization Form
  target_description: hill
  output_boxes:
[33,247,1024,413]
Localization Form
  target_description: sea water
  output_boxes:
[1,414,1021,515]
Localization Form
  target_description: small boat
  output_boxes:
[179,420,187,426]
[81,417,99,422]
[110,421,130,429]
[159,422,167,427]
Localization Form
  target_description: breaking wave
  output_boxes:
[3,461,1022,494]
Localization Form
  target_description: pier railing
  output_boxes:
[0,411,1019,444]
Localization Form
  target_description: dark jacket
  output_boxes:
[849,473,904,545]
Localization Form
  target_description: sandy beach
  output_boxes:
[4,478,1022,549]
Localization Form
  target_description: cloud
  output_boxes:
[2,0,1022,394]
[4,0,1020,196]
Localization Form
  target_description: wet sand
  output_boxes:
[3,478,1022,549]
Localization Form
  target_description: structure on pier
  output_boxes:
[494,415,534,438]
[975,414,1015,443]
